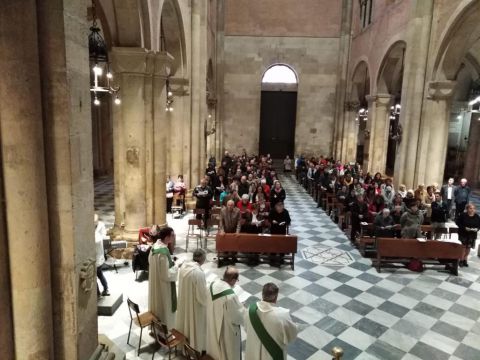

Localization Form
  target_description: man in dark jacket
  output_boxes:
[193,178,213,223]
[454,178,470,219]
[350,194,369,243]
[431,192,449,239]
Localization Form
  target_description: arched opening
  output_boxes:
[377,41,406,176]
[259,64,298,158]
[433,1,480,186]
[349,61,370,166]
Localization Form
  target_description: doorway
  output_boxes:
[259,64,298,158]
[259,91,297,157]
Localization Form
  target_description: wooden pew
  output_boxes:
[374,237,463,275]
[216,233,298,270]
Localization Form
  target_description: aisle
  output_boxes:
[96,175,480,360]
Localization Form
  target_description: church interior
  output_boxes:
[2,0,480,359]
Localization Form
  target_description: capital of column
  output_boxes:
[427,80,456,100]
[169,77,190,96]
[366,94,393,107]
[111,47,153,75]
[153,51,174,79]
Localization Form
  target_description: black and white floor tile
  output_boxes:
[96,175,480,360]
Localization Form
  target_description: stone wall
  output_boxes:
[222,36,339,157]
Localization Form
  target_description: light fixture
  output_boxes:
[165,78,174,112]
[89,0,120,105]
[468,96,480,106]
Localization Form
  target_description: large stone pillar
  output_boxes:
[191,0,208,184]
[0,1,54,358]
[112,48,173,234]
[0,164,13,359]
[363,95,376,173]
[341,107,358,163]
[37,0,98,358]
[394,0,434,188]
[333,0,354,159]
[152,52,174,226]
[369,94,393,174]
[463,113,480,187]
[112,48,152,236]
[417,81,455,186]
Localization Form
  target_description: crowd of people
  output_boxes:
[295,155,480,267]
[191,151,291,236]
[148,228,297,359]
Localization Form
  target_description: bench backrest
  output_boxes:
[376,237,463,259]
[216,233,297,253]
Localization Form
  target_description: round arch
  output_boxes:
[432,0,480,81]
[350,60,371,103]
[262,64,298,84]
[377,41,406,96]
[160,0,187,76]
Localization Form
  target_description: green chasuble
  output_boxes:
[152,246,177,312]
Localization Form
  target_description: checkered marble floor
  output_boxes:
[96,175,480,360]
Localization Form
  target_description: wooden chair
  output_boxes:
[184,342,215,360]
[126,298,158,355]
[210,207,221,219]
[151,319,186,360]
[186,219,203,251]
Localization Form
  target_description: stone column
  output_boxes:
[394,0,434,188]
[341,108,358,163]
[417,81,455,186]
[0,166,13,359]
[463,113,480,187]
[191,0,208,184]
[152,52,174,226]
[333,0,354,160]
[112,48,152,237]
[0,1,54,358]
[363,95,376,173]
[369,94,393,174]
[37,0,98,358]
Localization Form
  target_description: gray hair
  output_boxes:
[262,283,279,303]
[192,248,206,263]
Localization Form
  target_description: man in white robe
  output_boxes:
[206,266,244,360]
[244,283,297,360]
[148,226,179,329]
[176,248,208,352]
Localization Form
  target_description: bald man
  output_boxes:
[219,199,241,234]
[206,267,245,360]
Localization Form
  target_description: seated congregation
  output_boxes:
[296,155,480,274]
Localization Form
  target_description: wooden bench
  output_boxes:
[216,233,298,270]
[374,237,463,275]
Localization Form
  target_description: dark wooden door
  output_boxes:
[259,91,297,158]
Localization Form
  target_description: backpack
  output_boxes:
[406,259,424,272]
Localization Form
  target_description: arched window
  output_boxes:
[262,64,298,84]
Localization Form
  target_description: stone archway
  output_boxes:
[418,0,480,186]
[374,41,406,176]
[345,60,370,166]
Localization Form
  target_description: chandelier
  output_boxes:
[355,107,368,122]
[89,0,120,106]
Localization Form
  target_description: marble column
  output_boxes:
[0,1,54,358]
[112,48,152,236]
[394,0,434,188]
[417,81,455,186]
[463,113,480,187]
[370,94,393,174]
